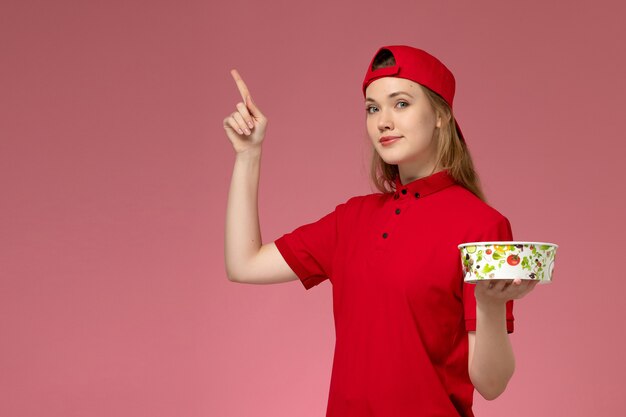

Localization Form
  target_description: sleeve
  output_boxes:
[463,215,515,333]
[274,204,341,290]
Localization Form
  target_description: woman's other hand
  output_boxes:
[474,278,540,307]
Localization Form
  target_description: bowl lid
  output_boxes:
[457,241,558,249]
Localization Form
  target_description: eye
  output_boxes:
[365,105,378,114]
[396,101,409,109]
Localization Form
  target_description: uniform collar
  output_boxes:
[392,169,457,199]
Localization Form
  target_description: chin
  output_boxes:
[378,155,404,166]
[378,147,431,167]
[374,148,402,164]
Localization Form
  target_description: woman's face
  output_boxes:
[365,77,441,173]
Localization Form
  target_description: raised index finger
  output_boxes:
[230,69,251,103]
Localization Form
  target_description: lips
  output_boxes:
[380,135,402,144]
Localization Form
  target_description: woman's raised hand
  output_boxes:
[223,69,268,154]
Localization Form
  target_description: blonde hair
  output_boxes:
[367,51,488,203]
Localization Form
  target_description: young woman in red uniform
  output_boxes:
[224,45,539,417]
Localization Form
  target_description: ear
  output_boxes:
[436,114,442,128]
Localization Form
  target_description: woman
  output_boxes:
[223,45,538,417]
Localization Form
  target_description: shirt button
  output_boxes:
[401,189,407,195]
[395,208,401,214]
[382,232,388,238]
[414,192,420,198]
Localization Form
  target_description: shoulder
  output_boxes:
[438,185,514,241]
[445,184,510,224]
[328,191,388,222]
[339,190,388,210]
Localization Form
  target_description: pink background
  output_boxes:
[2,0,624,416]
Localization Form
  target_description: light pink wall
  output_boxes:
[2,0,624,416]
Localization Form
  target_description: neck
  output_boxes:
[398,162,441,184]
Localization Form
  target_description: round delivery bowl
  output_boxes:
[457,241,558,284]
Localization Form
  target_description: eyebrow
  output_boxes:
[365,91,414,103]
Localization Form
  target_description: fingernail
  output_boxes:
[237,128,243,134]
[245,128,251,134]
[248,121,253,128]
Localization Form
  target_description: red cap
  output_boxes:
[362,45,465,143]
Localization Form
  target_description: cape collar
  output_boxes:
[392,169,457,199]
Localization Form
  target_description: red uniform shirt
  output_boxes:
[274,169,514,417]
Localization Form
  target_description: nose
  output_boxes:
[377,108,393,131]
